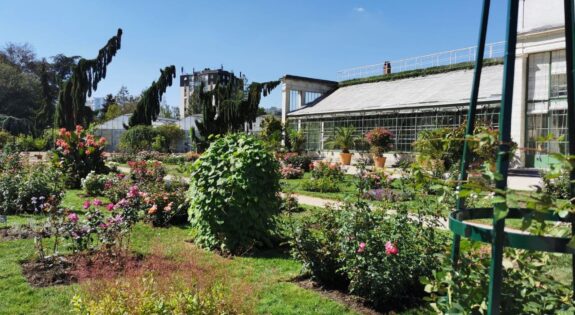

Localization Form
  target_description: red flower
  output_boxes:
[385,241,398,255]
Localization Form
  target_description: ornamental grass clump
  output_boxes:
[188,134,282,255]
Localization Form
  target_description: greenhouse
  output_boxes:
[287,64,504,152]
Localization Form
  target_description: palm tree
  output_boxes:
[326,126,358,153]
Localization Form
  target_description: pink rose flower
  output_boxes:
[357,242,366,253]
[83,200,91,209]
[106,203,115,211]
[92,199,103,207]
[67,213,79,223]
[385,241,398,255]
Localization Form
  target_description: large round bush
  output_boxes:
[188,134,281,254]
[119,125,160,153]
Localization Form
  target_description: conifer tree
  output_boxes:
[194,79,279,149]
[56,28,123,130]
[125,65,176,128]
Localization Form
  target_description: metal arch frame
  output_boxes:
[449,0,575,314]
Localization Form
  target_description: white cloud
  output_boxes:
[354,7,365,13]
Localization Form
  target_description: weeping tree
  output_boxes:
[194,78,280,150]
[125,65,176,128]
[56,28,123,130]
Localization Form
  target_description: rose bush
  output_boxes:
[310,161,343,180]
[290,200,446,309]
[52,125,108,188]
[280,165,304,179]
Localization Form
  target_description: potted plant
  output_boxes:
[326,126,358,165]
[365,127,394,168]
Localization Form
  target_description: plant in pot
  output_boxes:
[365,128,394,168]
[326,127,357,165]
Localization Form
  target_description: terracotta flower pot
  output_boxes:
[373,156,386,169]
[340,152,352,165]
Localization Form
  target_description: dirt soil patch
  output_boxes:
[21,248,214,288]
[0,226,50,241]
[294,277,382,315]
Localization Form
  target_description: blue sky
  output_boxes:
[0,1,508,109]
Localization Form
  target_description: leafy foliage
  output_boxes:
[193,79,280,149]
[52,125,108,188]
[259,115,283,151]
[56,29,123,130]
[188,133,281,254]
[81,171,108,196]
[0,158,65,215]
[126,65,176,127]
[310,161,344,180]
[365,127,394,156]
[118,125,159,153]
[280,165,304,179]
[422,244,575,314]
[155,124,185,152]
[290,200,446,308]
[326,126,358,153]
[284,154,313,172]
[71,275,241,315]
[301,177,340,193]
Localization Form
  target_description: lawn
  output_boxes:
[0,190,370,315]
[281,173,360,201]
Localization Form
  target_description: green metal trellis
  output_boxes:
[449,0,575,314]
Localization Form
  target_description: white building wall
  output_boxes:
[519,0,564,34]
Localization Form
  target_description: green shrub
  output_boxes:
[290,206,347,287]
[0,129,13,149]
[284,155,313,171]
[15,134,36,151]
[0,159,65,214]
[422,243,575,314]
[301,177,340,192]
[102,173,131,203]
[542,169,571,200]
[338,202,445,309]
[310,161,344,180]
[280,165,304,179]
[156,124,185,152]
[16,164,65,213]
[81,171,108,196]
[290,200,446,309]
[188,134,281,254]
[118,125,159,153]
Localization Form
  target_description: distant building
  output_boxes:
[179,67,246,118]
[281,0,568,170]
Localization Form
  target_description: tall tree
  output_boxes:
[194,78,280,148]
[115,85,131,106]
[0,43,37,73]
[0,62,43,135]
[56,28,123,130]
[125,65,176,128]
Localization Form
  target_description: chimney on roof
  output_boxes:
[383,61,392,75]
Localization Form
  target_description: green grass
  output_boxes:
[0,189,367,314]
[281,173,359,201]
[0,222,361,314]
